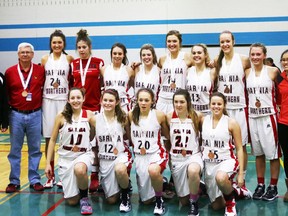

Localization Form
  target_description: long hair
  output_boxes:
[76,29,92,55]
[132,88,155,126]
[209,91,229,116]
[49,29,68,55]
[110,43,129,65]
[172,89,199,135]
[102,89,127,126]
[62,87,85,124]
[166,30,182,47]
[140,44,158,65]
[214,30,235,92]
[191,43,211,67]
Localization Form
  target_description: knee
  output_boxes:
[148,164,161,179]
[74,163,87,177]
[187,163,200,180]
[215,171,228,186]
[66,196,80,206]
[114,163,127,177]
[106,195,118,204]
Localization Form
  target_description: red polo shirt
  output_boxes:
[277,71,288,125]
[5,63,45,111]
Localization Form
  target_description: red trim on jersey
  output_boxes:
[270,115,282,158]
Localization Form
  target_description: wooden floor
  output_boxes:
[0,133,288,216]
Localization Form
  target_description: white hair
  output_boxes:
[17,42,34,52]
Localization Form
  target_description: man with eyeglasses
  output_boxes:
[5,42,45,193]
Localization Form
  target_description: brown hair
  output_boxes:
[140,44,158,65]
[76,29,92,55]
[209,91,229,116]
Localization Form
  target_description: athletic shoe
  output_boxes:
[5,184,20,193]
[44,177,56,189]
[56,180,63,188]
[119,193,132,213]
[128,179,133,192]
[188,200,199,216]
[252,184,265,200]
[30,183,44,192]
[162,177,175,199]
[225,198,237,216]
[89,172,99,193]
[80,197,93,215]
[154,197,165,215]
[262,185,278,201]
[232,182,252,199]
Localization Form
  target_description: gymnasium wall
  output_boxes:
[0,0,287,72]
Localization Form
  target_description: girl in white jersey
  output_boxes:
[41,30,74,189]
[128,88,169,215]
[166,89,203,216]
[201,92,244,216]
[245,43,280,201]
[101,43,134,113]
[94,89,133,213]
[45,88,94,215]
[186,44,216,115]
[156,30,194,114]
[133,44,160,106]
[214,30,250,196]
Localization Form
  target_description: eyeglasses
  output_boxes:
[19,51,33,55]
[281,58,288,62]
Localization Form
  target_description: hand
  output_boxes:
[1,128,8,133]
[45,165,52,179]
[130,62,142,70]
[237,173,244,188]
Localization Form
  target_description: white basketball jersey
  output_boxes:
[131,109,166,155]
[103,63,130,106]
[43,53,70,100]
[186,66,212,113]
[95,112,129,159]
[58,109,91,158]
[134,65,160,97]
[218,53,246,109]
[246,65,276,118]
[158,52,188,100]
[169,111,200,158]
[202,114,236,162]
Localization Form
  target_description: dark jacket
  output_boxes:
[0,72,9,129]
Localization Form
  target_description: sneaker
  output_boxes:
[154,197,165,215]
[128,179,133,192]
[89,172,99,193]
[225,198,237,216]
[262,185,278,201]
[5,184,20,193]
[119,193,132,213]
[80,197,93,215]
[188,200,199,216]
[30,183,44,192]
[56,180,63,188]
[232,182,252,199]
[162,177,175,199]
[44,177,56,189]
[252,184,265,200]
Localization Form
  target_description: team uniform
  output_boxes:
[246,66,281,159]
[169,111,203,197]
[186,66,213,114]
[134,65,160,100]
[103,64,130,113]
[42,53,70,137]
[71,57,104,112]
[131,109,168,202]
[57,109,94,198]
[157,52,188,114]
[202,114,239,202]
[218,53,248,145]
[95,112,132,198]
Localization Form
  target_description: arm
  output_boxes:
[41,55,48,67]
[184,52,194,67]
[45,114,62,179]
[156,110,170,140]
[229,118,244,187]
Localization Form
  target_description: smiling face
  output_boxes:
[101,92,118,112]
[18,46,34,64]
[250,47,266,67]
[111,46,125,65]
[68,89,85,110]
[141,49,153,66]
[281,52,288,72]
[210,95,225,116]
[173,95,188,115]
[51,36,64,54]
[219,32,234,55]
[166,35,181,54]
[192,45,206,65]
